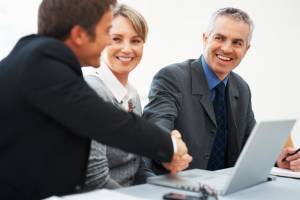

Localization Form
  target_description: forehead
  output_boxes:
[211,16,250,41]
[110,15,138,36]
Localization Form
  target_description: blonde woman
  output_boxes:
[82,4,150,189]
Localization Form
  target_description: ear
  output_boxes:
[202,32,208,46]
[68,25,89,46]
[243,44,251,56]
[246,44,251,51]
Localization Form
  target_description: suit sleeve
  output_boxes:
[143,66,182,132]
[20,52,173,163]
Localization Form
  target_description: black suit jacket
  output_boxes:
[143,58,256,173]
[0,35,173,200]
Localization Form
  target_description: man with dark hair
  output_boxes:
[38,0,114,40]
[0,0,191,199]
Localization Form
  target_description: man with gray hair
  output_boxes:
[143,7,300,173]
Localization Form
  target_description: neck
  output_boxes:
[64,39,85,66]
[216,72,229,81]
[112,71,128,86]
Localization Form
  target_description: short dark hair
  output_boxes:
[38,0,117,40]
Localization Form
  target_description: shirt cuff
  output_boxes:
[171,135,177,153]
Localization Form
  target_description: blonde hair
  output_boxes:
[113,4,148,42]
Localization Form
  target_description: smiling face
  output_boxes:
[203,16,250,80]
[103,15,144,84]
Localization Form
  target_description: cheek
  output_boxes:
[135,46,144,60]
[204,43,215,56]
[104,47,117,61]
[235,50,246,60]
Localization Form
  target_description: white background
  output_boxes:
[1,0,299,146]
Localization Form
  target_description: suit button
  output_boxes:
[204,154,210,160]
[75,185,82,191]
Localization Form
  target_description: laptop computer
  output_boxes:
[147,119,296,195]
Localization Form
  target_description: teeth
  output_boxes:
[117,56,132,62]
[217,54,231,61]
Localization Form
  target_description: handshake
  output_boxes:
[163,130,193,174]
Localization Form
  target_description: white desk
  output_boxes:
[118,176,300,199]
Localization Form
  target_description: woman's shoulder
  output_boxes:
[84,74,114,102]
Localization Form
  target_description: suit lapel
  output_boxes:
[190,60,217,127]
[227,75,239,131]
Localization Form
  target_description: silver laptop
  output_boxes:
[147,119,296,195]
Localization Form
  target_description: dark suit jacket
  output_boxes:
[143,58,256,173]
[0,35,173,200]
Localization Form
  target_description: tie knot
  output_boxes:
[215,82,225,96]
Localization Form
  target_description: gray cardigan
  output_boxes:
[83,74,150,190]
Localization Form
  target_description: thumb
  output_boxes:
[171,130,182,139]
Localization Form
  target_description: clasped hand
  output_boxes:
[163,130,192,174]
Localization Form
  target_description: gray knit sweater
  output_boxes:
[83,73,149,190]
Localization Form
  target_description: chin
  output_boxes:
[89,61,100,68]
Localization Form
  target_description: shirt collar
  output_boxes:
[97,61,136,103]
[200,55,228,90]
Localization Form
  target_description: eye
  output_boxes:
[131,38,143,44]
[233,40,243,47]
[214,35,224,42]
[111,37,121,43]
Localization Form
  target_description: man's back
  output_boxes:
[0,35,94,199]
[0,35,174,199]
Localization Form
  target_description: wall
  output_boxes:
[1,0,299,145]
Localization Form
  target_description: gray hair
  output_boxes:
[206,7,254,43]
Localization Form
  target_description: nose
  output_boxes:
[120,41,132,53]
[220,41,233,53]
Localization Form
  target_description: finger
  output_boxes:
[276,158,290,169]
[170,159,191,171]
[287,147,297,154]
[290,159,300,171]
[172,155,192,165]
[176,163,189,170]
[280,147,294,158]
[163,161,185,173]
[171,130,182,139]
[175,140,188,156]
[162,162,172,171]
[185,154,193,162]
[286,152,300,162]
[170,167,178,174]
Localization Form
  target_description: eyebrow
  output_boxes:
[214,33,245,43]
[110,33,142,39]
[110,33,123,37]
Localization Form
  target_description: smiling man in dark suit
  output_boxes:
[143,7,299,174]
[144,8,254,173]
[0,0,191,199]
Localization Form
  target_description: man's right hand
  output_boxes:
[171,130,188,156]
[163,130,192,173]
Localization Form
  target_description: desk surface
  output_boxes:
[118,176,300,200]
